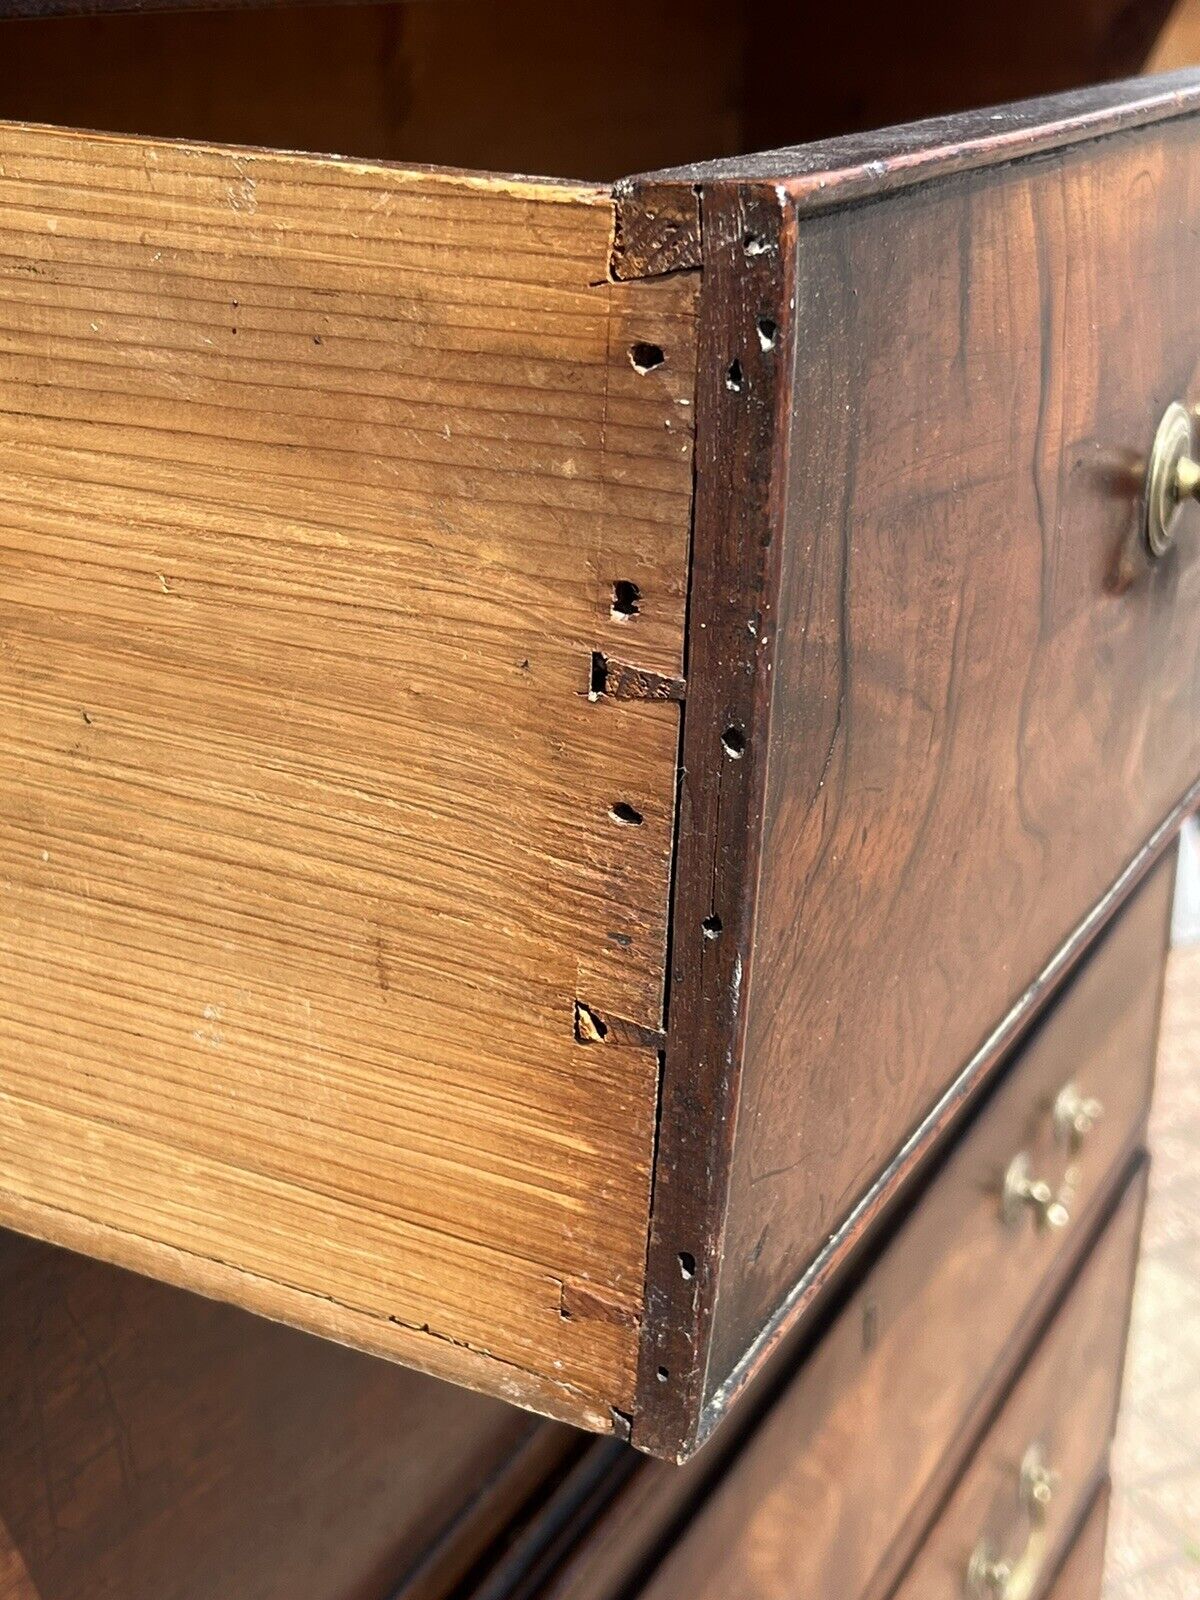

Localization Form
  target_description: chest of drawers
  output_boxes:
[0,2,1196,1596]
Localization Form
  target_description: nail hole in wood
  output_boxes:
[757,316,777,351]
[610,801,644,827]
[743,231,768,256]
[574,1001,608,1044]
[612,580,641,619]
[678,1251,696,1280]
[725,359,745,393]
[722,726,745,758]
[656,1366,669,1382]
[702,914,722,939]
[629,341,665,374]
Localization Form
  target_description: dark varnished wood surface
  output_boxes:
[633,67,1200,189]
[697,104,1200,1418]
[889,1173,1143,1600]
[622,72,1200,1460]
[619,69,1200,272]
[630,183,796,1456]
[0,1231,570,1600]
[593,859,1169,1600]
[0,0,370,14]
[638,1167,1144,1600]
[738,0,1180,153]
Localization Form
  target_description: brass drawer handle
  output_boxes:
[1001,1081,1103,1231]
[1002,1152,1074,1231]
[1145,400,1200,556]
[967,1444,1058,1600]
[1052,1081,1103,1153]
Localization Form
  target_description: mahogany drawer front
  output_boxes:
[1044,1485,1112,1600]
[0,1227,570,1600]
[634,79,1200,1451]
[629,1167,1143,1600]
[890,1174,1143,1600]
[0,62,1197,1458]
[592,861,1168,1600]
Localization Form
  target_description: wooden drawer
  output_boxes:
[639,89,1200,1454]
[624,1168,1143,1600]
[1043,1485,1112,1600]
[0,1227,571,1600]
[890,1174,1142,1600]
[0,31,1195,1454]
[542,858,1167,1600]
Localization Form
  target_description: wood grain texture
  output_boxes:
[0,0,1178,174]
[736,0,1180,151]
[0,119,697,1427]
[1044,1483,1112,1600]
[0,1227,572,1600]
[0,0,745,181]
[633,67,1200,189]
[700,107,1200,1410]
[629,183,794,1457]
[1147,0,1200,70]
[620,860,1170,1600]
[889,1172,1144,1600]
[512,856,1171,1599]
[0,0,377,13]
[633,1169,1143,1600]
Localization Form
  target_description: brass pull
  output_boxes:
[1144,400,1200,556]
[1052,1081,1104,1154]
[1001,1151,1074,1232]
[967,1444,1058,1600]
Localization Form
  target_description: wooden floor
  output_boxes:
[1105,941,1200,1596]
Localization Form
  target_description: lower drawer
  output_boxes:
[893,1174,1142,1600]
[544,859,1170,1600]
[0,1231,571,1600]
[1044,1485,1112,1600]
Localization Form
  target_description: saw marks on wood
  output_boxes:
[0,121,697,1426]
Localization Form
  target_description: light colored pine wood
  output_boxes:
[0,120,697,1429]
[1146,0,1200,71]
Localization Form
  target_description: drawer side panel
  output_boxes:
[0,122,698,1424]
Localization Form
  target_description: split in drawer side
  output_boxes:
[0,119,698,1429]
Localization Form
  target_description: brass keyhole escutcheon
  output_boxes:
[1145,401,1200,557]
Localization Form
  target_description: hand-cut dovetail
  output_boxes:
[574,1001,608,1044]
[573,1001,666,1050]
[589,653,686,703]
